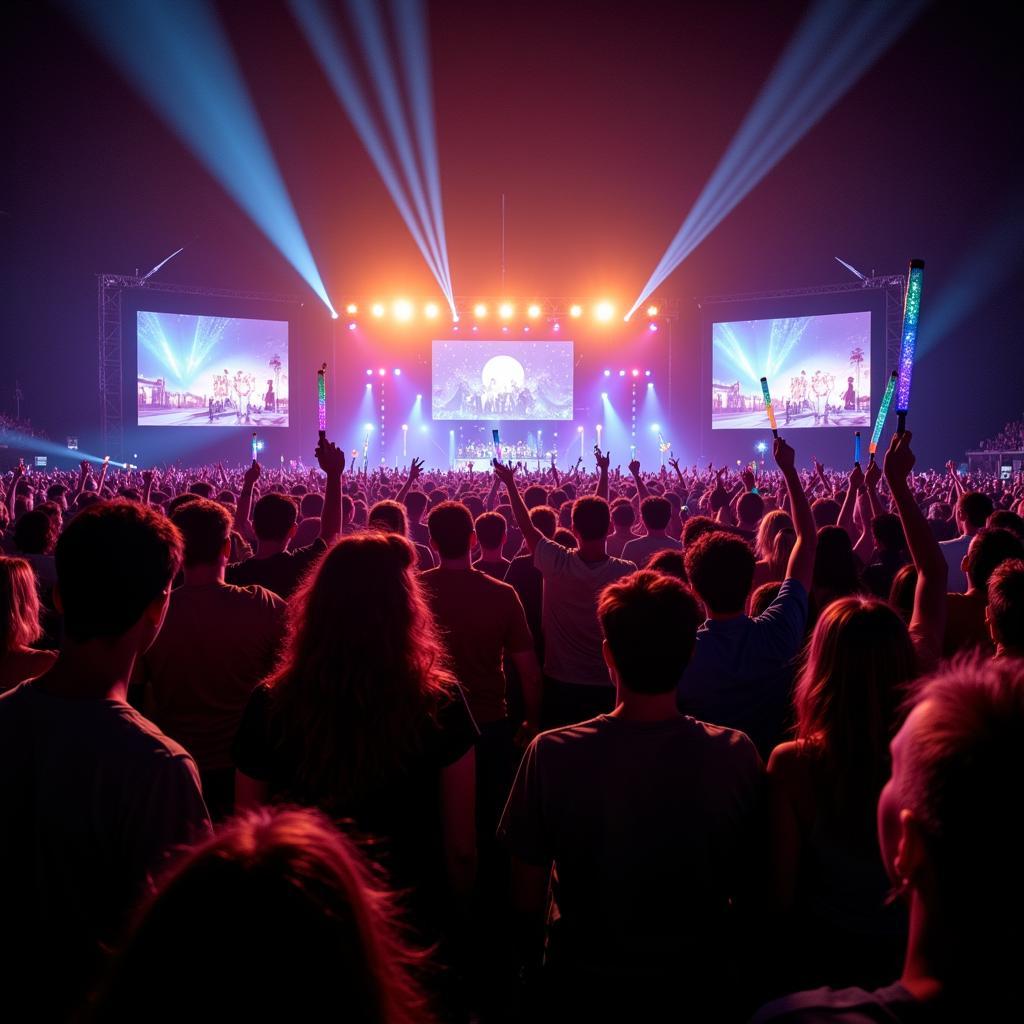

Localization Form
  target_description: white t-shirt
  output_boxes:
[534,537,636,686]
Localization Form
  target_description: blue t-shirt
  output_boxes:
[677,577,808,756]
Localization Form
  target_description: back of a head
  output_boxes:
[55,500,182,644]
[988,559,1024,652]
[463,494,484,520]
[988,509,1024,541]
[682,515,720,549]
[750,581,782,617]
[368,500,408,537]
[474,511,505,550]
[610,498,636,530]
[647,548,687,583]
[811,498,841,528]
[171,498,231,568]
[965,527,1024,594]
[547,488,568,511]
[403,489,428,522]
[871,512,906,552]
[553,528,578,550]
[92,807,428,1023]
[13,507,58,555]
[889,563,918,624]
[571,495,610,542]
[813,525,861,595]
[300,493,324,519]
[523,484,547,510]
[736,491,764,527]
[684,532,755,615]
[0,556,43,654]
[252,493,298,543]
[428,501,474,559]
[189,481,215,499]
[598,570,703,693]
[639,495,671,532]
[528,505,557,540]
[959,491,994,532]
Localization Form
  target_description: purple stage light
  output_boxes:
[618,370,626,377]
[648,323,658,332]
[348,322,357,331]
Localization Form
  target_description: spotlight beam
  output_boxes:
[69,0,336,316]
[627,0,927,320]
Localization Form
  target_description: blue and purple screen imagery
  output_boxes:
[432,340,574,420]
[136,311,289,427]
[711,311,871,429]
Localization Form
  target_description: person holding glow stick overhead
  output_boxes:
[761,377,779,438]
[317,363,327,440]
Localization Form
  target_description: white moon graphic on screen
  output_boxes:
[481,355,525,391]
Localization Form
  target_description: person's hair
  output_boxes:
[553,528,578,550]
[528,505,557,539]
[216,490,236,506]
[557,502,572,529]
[598,570,703,694]
[684,532,756,615]
[403,490,428,521]
[813,526,862,599]
[750,581,782,617]
[0,502,8,533]
[811,497,841,528]
[92,807,431,1023]
[987,558,1024,651]
[547,488,568,510]
[682,515,720,548]
[755,509,793,561]
[737,491,764,526]
[290,484,309,497]
[368,500,408,537]
[871,513,906,552]
[964,527,1024,594]
[523,484,547,510]
[13,508,58,555]
[795,596,916,832]
[171,498,232,568]
[0,556,44,652]
[252,493,298,542]
[610,498,636,529]
[639,495,671,531]
[896,657,1024,993]
[889,563,917,624]
[474,511,505,550]
[427,501,474,559]
[571,495,610,542]
[958,491,994,531]
[46,483,68,502]
[341,494,354,524]
[463,494,483,520]
[562,482,577,500]
[268,534,454,805]
[189,481,215,499]
[988,509,1024,541]
[300,493,324,519]
[647,548,687,582]
[55,500,182,643]
[166,493,202,517]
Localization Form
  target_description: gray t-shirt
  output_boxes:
[533,537,636,686]
[621,533,682,568]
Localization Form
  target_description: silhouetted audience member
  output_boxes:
[473,510,511,579]
[940,490,994,593]
[0,554,57,691]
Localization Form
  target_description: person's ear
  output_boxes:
[602,639,619,684]
[961,553,969,574]
[893,809,928,893]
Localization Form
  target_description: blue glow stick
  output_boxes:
[896,259,925,431]
[854,431,861,466]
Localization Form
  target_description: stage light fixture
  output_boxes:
[402,423,408,430]
[601,392,608,399]
[756,441,768,453]
[603,369,611,377]
[618,370,626,377]
[595,301,614,322]
[393,298,414,321]
[523,326,530,332]
[416,393,422,399]
[553,322,561,332]
[393,368,401,376]
[569,304,583,318]
[346,303,358,314]
[366,383,372,390]
[331,311,339,319]
[365,423,375,432]
[499,302,514,319]
[472,325,479,332]
[645,370,652,377]
[651,423,660,432]
[502,326,509,333]
[631,369,640,377]
[372,303,385,317]
[527,304,541,319]
[378,368,386,376]
[474,303,488,318]
[348,322,357,331]
[424,302,439,318]
[647,305,659,316]
[648,323,658,332]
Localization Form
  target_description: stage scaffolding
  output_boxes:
[97,274,300,461]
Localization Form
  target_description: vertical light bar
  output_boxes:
[760,376,779,437]
[854,430,861,466]
[251,432,259,462]
[896,259,925,430]
[317,362,327,437]
[869,371,898,457]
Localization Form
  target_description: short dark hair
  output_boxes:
[189,481,215,499]
[965,528,1024,593]
[523,485,547,509]
[737,491,764,526]
[167,493,202,517]
[252,493,298,542]
[750,581,782,617]
[639,496,671,531]
[548,489,568,510]
[529,505,557,539]
[647,548,687,582]
[811,498,841,528]
[988,510,1024,541]
[300,493,324,518]
[404,490,428,520]
[598,571,703,693]
[55,500,182,643]
[368,500,408,537]
[571,496,610,541]
[475,511,505,549]
[988,559,1024,651]
[553,528,578,550]
[14,508,58,555]
[684,532,756,615]
[959,491,994,531]
[872,512,906,551]
[172,498,232,568]
[611,498,635,529]
[428,501,474,559]
[682,515,720,548]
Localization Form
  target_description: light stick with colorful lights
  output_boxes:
[869,371,898,462]
[895,259,925,434]
[251,432,258,462]
[760,377,778,438]
[854,431,861,467]
[317,362,327,440]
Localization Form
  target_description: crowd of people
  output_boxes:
[1,433,1023,1021]
[977,413,1024,451]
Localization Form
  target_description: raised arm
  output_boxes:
[493,461,543,553]
[837,464,863,540]
[4,463,25,519]
[395,457,423,505]
[141,469,156,507]
[775,437,817,592]
[628,459,649,500]
[484,467,500,511]
[316,437,345,544]
[594,446,610,501]
[884,431,947,670]
[234,461,261,545]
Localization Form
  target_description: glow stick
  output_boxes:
[854,431,861,466]
[317,362,327,437]
[760,376,778,437]
[896,259,925,432]
[251,432,258,462]
[869,371,898,458]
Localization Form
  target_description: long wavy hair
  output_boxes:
[0,556,43,653]
[794,596,916,839]
[267,532,454,806]
[91,807,433,1023]
[755,509,793,562]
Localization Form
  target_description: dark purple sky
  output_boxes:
[4,0,1021,464]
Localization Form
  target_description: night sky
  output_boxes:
[3,0,1021,466]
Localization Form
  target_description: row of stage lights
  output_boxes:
[334,300,663,324]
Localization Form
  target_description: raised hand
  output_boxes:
[408,457,424,482]
[773,436,796,474]
[668,457,680,472]
[243,460,262,487]
[848,463,865,490]
[492,459,516,487]
[315,437,346,476]
[141,469,154,486]
[883,430,916,483]
[865,459,881,490]
[594,447,611,472]
[741,468,756,490]
[628,459,641,477]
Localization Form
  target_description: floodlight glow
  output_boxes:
[603,369,611,377]
[569,304,583,318]
[372,303,385,317]
[896,260,924,416]
[756,441,768,454]
[647,305,659,316]
[364,423,374,431]
[595,301,614,322]
[393,298,414,322]
[331,311,339,319]
[499,302,514,319]
[527,304,541,318]
[366,368,373,376]
[346,303,358,314]
[378,368,386,376]
[553,322,561,332]
[72,0,336,316]
[348,322,357,331]
[619,370,626,377]
[402,423,408,430]
[645,370,652,377]
[474,303,488,318]
[648,323,658,332]
[651,423,660,432]
[393,368,401,376]
[869,371,898,454]
[424,302,439,318]
[601,392,608,399]
[631,369,640,377]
